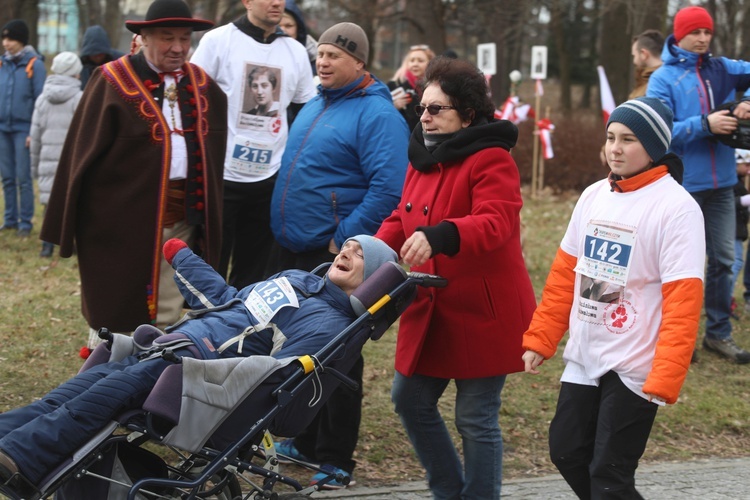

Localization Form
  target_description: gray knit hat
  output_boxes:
[343,235,397,281]
[318,22,369,65]
[607,97,673,162]
[51,51,83,77]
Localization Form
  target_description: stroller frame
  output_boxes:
[1,263,445,500]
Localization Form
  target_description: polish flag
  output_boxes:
[537,118,555,160]
[495,96,535,124]
[535,79,544,97]
[597,65,616,125]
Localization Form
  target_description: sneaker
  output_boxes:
[310,464,356,490]
[0,225,17,232]
[16,228,30,238]
[703,337,750,364]
[272,439,317,466]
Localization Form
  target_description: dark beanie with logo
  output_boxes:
[2,19,29,46]
[318,22,369,65]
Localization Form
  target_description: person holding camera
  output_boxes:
[388,45,435,135]
[647,5,750,364]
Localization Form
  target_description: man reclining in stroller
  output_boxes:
[0,235,397,497]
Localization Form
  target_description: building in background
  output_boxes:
[38,0,79,54]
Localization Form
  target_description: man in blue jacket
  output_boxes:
[0,235,396,495]
[269,22,408,489]
[648,6,750,364]
[0,19,46,236]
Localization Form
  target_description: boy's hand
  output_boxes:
[522,350,545,374]
[163,238,188,265]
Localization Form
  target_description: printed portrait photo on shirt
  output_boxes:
[239,63,282,129]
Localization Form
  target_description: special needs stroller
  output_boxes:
[0,261,445,500]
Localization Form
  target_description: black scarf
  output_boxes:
[408,118,518,172]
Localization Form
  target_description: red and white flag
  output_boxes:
[495,96,535,124]
[535,79,544,97]
[597,65,616,125]
[537,118,555,159]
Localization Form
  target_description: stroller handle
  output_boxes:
[408,272,448,288]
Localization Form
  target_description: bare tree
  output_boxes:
[399,0,447,55]
[103,0,122,51]
[598,0,631,105]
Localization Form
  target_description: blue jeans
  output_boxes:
[743,241,750,303]
[691,187,735,340]
[392,371,507,500]
[0,130,34,230]
[733,239,745,293]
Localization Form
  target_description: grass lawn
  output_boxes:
[1,186,749,488]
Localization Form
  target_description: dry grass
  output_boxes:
[1,190,750,489]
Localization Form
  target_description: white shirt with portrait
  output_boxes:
[191,24,316,183]
[559,174,704,401]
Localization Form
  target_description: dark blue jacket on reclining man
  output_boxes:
[0,235,396,494]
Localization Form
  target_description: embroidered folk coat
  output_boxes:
[41,53,227,332]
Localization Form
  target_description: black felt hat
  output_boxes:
[125,0,214,34]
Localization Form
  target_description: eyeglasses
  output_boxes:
[415,104,456,116]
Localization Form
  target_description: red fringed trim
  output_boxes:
[79,346,92,359]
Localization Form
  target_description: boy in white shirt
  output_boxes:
[522,97,705,498]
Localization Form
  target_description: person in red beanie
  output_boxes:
[647,5,750,364]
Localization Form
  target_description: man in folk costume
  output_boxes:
[41,0,227,350]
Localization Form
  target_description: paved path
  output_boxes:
[312,457,750,498]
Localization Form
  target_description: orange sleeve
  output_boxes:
[642,278,703,404]
[522,247,577,359]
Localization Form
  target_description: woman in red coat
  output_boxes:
[376,57,536,499]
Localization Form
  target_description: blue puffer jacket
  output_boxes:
[271,73,408,253]
[0,46,46,133]
[167,246,356,360]
[647,34,750,192]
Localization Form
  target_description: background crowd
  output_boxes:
[1,0,750,498]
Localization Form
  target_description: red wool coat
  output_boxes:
[376,145,537,379]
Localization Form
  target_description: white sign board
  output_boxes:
[477,43,496,76]
[530,46,548,80]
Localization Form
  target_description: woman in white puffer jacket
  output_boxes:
[30,51,83,257]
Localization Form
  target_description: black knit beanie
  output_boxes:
[2,19,29,46]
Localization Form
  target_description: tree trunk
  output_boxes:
[550,0,571,113]
[741,2,750,60]
[599,0,631,105]
[580,0,602,109]
[400,0,446,56]
[103,0,122,53]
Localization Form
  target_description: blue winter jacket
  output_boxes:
[167,246,356,360]
[647,34,750,192]
[271,73,408,253]
[0,46,46,133]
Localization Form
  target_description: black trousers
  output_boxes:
[218,176,277,290]
[549,371,658,500]
[270,244,363,474]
